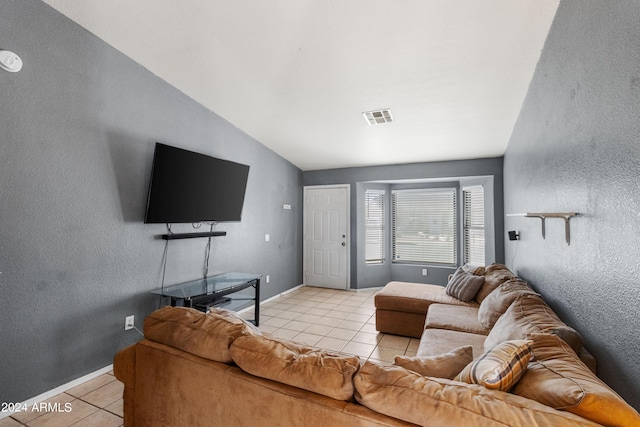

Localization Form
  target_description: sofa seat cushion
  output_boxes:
[354,362,602,427]
[143,306,260,363]
[475,263,517,303]
[394,346,473,379]
[375,282,479,314]
[478,278,539,329]
[484,294,583,354]
[513,333,640,427]
[417,328,486,359]
[230,334,360,401]
[425,304,490,335]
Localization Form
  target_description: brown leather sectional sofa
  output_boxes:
[114,264,640,426]
[374,264,596,369]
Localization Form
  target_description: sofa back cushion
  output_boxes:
[477,278,538,329]
[475,263,517,303]
[484,294,583,354]
[513,333,640,427]
[143,306,260,363]
[354,361,602,427]
[230,334,360,401]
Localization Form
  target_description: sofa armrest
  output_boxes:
[114,344,137,427]
[114,344,136,386]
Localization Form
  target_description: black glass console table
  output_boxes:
[151,272,261,325]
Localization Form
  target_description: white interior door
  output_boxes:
[303,185,350,290]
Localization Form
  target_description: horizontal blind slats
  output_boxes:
[365,190,385,263]
[392,189,456,265]
[463,186,485,265]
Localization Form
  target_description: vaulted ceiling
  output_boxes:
[42,0,559,171]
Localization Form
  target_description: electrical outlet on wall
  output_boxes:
[125,315,135,331]
[265,275,270,283]
[422,268,428,276]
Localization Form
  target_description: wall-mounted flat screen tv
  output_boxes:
[144,142,250,223]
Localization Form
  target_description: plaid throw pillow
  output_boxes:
[456,340,532,391]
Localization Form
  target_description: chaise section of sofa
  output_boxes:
[374,282,479,338]
[374,264,516,339]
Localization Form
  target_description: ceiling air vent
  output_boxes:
[363,109,393,126]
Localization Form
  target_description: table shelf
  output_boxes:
[151,272,261,325]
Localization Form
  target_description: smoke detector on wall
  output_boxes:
[363,109,393,126]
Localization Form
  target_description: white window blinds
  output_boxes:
[463,185,485,265]
[365,189,385,264]
[392,189,456,265]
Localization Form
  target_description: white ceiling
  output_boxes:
[42,0,559,171]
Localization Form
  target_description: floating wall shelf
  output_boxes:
[161,231,227,240]
[506,212,578,245]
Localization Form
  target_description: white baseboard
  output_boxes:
[0,364,114,420]
[352,286,384,292]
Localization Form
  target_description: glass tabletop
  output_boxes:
[150,272,261,299]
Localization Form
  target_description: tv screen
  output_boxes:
[144,143,250,224]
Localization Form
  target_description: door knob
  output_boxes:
[341,242,346,246]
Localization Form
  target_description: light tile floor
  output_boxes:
[242,286,419,364]
[1,372,123,427]
[1,286,413,426]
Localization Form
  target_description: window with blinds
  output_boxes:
[392,189,457,265]
[463,185,485,265]
[365,189,385,264]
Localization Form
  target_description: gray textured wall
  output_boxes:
[0,0,302,403]
[303,157,504,288]
[504,0,640,409]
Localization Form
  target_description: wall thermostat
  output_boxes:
[0,50,23,73]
